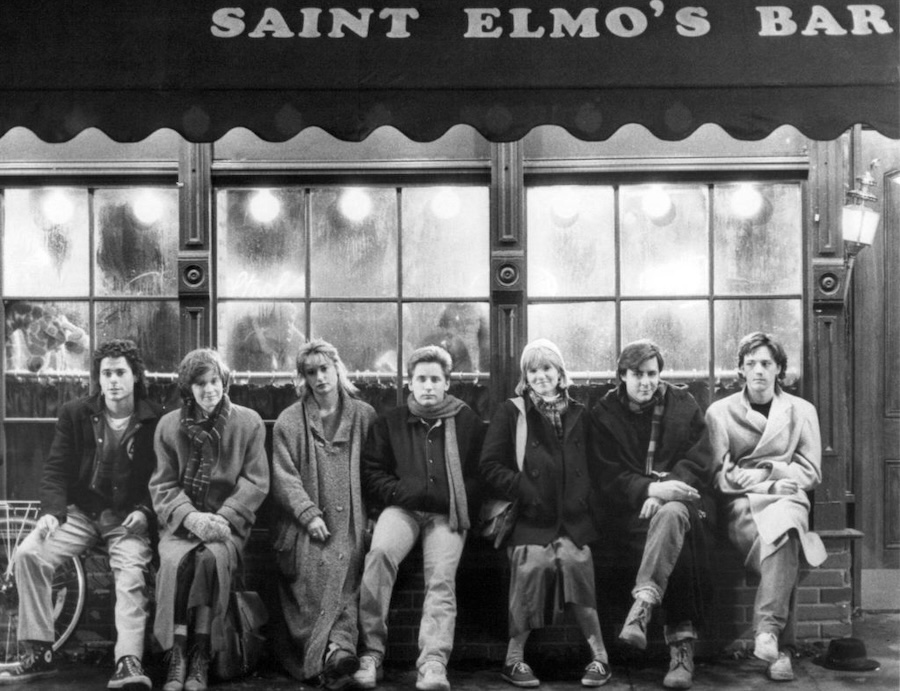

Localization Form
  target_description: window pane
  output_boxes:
[527,302,617,374]
[527,186,615,298]
[621,300,709,378]
[620,184,709,296]
[94,188,179,297]
[311,188,397,298]
[95,300,181,373]
[4,300,90,374]
[714,184,802,295]
[403,302,490,374]
[402,187,489,298]
[714,299,803,395]
[217,188,306,298]
[310,302,398,374]
[218,301,306,373]
[2,188,90,295]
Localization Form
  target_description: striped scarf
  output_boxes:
[180,394,232,509]
[619,383,668,477]
[528,389,568,439]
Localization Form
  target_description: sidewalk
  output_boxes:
[22,611,899,690]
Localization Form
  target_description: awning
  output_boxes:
[1,0,897,143]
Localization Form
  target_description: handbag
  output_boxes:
[478,397,526,549]
[212,589,269,681]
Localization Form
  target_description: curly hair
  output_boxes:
[91,339,146,397]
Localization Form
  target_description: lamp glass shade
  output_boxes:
[842,204,880,246]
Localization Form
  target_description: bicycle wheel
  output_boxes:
[0,516,85,666]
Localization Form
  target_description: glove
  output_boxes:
[184,512,231,542]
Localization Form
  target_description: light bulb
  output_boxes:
[340,189,372,222]
[250,190,281,223]
[42,190,74,225]
[132,190,163,225]
[431,188,461,220]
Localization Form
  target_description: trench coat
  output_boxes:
[150,403,270,653]
[269,390,376,680]
[706,389,826,567]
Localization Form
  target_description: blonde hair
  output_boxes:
[296,339,358,397]
[515,339,569,396]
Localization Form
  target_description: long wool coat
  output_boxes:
[706,389,826,567]
[269,390,376,680]
[150,403,270,653]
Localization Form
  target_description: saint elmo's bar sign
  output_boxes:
[0,0,896,142]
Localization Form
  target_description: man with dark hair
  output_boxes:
[591,339,715,689]
[706,332,825,682]
[0,340,162,689]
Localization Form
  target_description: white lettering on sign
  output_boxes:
[675,7,710,36]
[757,4,893,36]
[463,8,502,37]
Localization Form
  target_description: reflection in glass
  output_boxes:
[95,301,181,373]
[4,300,90,374]
[621,301,709,377]
[310,302,397,374]
[714,184,802,295]
[403,302,490,374]
[2,188,90,296]
[620,184,709,296]
[217,188,306,298]
[218,301,306,373]
[95,188,179,297]
[714,299,803,392]
[527,302,617,375]
[402,187,489,298]
[527,186,615,298]
[311,188,397,298]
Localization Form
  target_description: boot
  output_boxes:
[663,639,694,689]
[618,599,653,650]
[163,642,188,691]
[184,646,209,691]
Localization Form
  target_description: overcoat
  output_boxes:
[150,403,269,653]
[706,389,826,566]
[269,390,376,680]
[480,395,598,548]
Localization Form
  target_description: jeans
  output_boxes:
[16,505,152,660]
[358,507,466,669]
[633,501,691,605]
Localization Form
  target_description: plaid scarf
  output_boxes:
[528,389,568,439]
[180,394,232,509]
[619,383,668,477]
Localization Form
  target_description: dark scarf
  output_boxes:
[619,382,668,477]
[528,388,568,439]
[407,393,470,531]
[180,394,232,509]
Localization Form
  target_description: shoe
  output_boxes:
[416,660,450,691]
[663,640,694,689]
[618,599,653,650]
[581,660,611,687]
[753,631,780,663]
[352,654,384,690]
[163,644,188,691]
[184,647,209,691]
[501,661,540,688]
[108,655,151,689]
[0,644,57,685]
[766,652,794,682]
[324,647,360,690]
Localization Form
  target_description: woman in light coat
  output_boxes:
[270,340,376,689]
[151,349,269,691]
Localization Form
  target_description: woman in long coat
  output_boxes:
[480,339,611,689]
[151,348,269,691]
[270,340,376,688]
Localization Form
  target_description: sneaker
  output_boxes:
[766,652,794,682]
[753,631,780,663]
[163,644,188,691]
[663,640,694,689]
[352,654,384,690]
[184,647,209,691]
[501,661,540,688]
[108,655,151,689]
[0,645,57,685]
[581,660,611,687]
[618,599,653,650]
[416,660,450,691]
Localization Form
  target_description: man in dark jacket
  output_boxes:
[0,340,162,689]
[590,340,715,690]
[355,346,485,691]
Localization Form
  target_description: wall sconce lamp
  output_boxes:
[842,159,881,302]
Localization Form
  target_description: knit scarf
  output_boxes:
[407,393,470,532]
[528,389,568,439]
[619,383,668,477]
[180,394,232,509]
